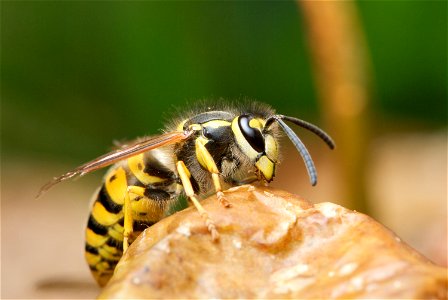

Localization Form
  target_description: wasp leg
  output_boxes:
[122,185,146,252]
[195,138,231,208]
[176,161,219,241]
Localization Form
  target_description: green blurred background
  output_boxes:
[1,1,446,298]
[2,1,445,161]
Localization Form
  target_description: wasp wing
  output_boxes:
[37,130,193,198]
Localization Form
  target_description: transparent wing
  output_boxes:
[37,130,193,198]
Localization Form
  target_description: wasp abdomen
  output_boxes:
[84,151,181,286]
[84,166,127,286]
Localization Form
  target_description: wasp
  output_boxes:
[38,101,335,286]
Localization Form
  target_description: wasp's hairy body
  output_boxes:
[40,101,334,287]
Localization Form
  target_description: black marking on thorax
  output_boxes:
[203,126,234,172]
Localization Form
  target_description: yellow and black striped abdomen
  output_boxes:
[84,166,127,286]
[84,152,182,287]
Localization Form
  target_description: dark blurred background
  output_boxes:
[1,1,446,298]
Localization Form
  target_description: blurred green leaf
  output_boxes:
[1,1,446,161]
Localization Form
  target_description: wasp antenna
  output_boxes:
[278,115,335,149]
[267,115,335,150]
[275,117,318,186]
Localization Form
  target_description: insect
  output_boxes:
[38,101,334,286]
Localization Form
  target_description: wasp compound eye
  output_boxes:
[238,115,265,153]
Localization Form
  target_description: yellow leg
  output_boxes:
[176,161,219,241]
[123,185,146,252]
[195,138,231,207]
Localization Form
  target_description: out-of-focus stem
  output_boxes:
[298,1,371,213]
